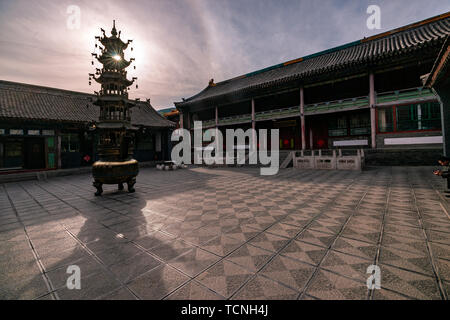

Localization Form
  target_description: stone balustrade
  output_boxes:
[293,149,365,171]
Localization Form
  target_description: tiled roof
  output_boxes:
[176,12,450,108]
[0,80,175,128]
[424,34,450,87]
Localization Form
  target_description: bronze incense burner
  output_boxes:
[90,21,139,196]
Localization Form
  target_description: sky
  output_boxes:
[0,0,449,109]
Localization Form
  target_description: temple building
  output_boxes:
[175,12,450,165]
[0,80,175,172]
[423,34,450,156]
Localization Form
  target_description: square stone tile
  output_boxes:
[148,239,195,262]
[308,219,343,235]
[333,237,378,261]
[132,231,176,250]
[435,258,450,282]
[247,232,290,253]
[242,216,277,231]
[384,223,424,240]
[279,240,327,266]
[422,219,450,233]
[296,229,336,248]
[196,260,254,298]
[379,246,434,276]
[99,287,138,300]
[128,264,189,300]
[430,242,450,261]
[381,233,428,254]
[443,280,450,298]
[372,288,409,300]
[45,256,105,290]
[169,247,221,277]
[200,235,244,257]
[161,220,204,237]
[280,214,312,228]
[426,229,450,244]
[384,215,420,229]
[179,226,222,246]
[109,252,162,284]
[305,269,368,300]
[265,222,301,239]
[39,245,89,272]
[1,167,448,300]
[377,265,441,300]
[224,225,261,242]
[225,244,274,272]
[321,251,372,282]
[341,225,380,244]
[0,272,49,300]
[55,271,122,300]
[95,242,143,266]
[260,255,315,292]
[232,275,298,300]
[165,281,224,300]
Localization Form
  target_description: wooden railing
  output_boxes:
[195,87,436,128]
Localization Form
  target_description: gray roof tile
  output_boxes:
[176,14,450,107]
[0,81,175,128]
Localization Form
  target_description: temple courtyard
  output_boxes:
[1,166,449,300]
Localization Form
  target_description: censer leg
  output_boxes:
[127,178,136,193]
[93,181,103,196]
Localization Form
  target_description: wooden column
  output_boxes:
[187,112,191,130]
[179,111,184,129]
[251,99,256,150]
[215,106,219,126]
[369,72,376,149]
[215,106,219,153]
[300,87,306,150]
[56,131,62,169]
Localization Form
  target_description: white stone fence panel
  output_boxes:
[293,149,365,171]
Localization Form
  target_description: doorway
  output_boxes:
[25,138,45,169]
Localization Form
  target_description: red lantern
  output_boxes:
[317,139,325,148]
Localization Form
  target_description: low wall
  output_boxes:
[293,149,364,171]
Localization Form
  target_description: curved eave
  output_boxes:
[93,97,137,107]
[97,56,131,70]
[176,38,445,110]
[100,37,128,50]
[94,75,134,87]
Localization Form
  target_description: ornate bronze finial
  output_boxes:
[111,20,118,37]
[209,78,216,87]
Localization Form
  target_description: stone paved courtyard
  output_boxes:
[1,166,450,300]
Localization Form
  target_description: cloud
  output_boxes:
[0,0,449,109]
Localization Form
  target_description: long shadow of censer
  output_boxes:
[90,21,139,196]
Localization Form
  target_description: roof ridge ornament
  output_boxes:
[111,20,118,37]
[208,79,216,87]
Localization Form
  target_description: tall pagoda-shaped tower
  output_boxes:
[90,21,139,196]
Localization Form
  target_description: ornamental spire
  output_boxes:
[111,20,118,37]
